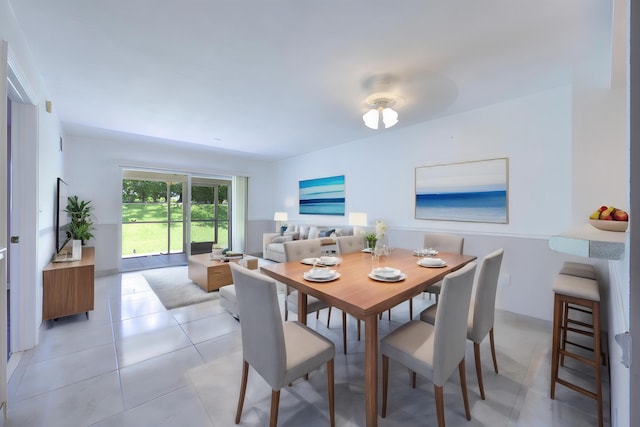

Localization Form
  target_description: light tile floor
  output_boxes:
[1,267,609,426]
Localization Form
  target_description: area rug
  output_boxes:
[142,266,219,310]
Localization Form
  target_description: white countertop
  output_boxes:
[548,223,627,260]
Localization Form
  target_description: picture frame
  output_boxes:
[415,158,509,223]
[299,175,345,216]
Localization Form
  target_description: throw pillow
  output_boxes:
[319,228,335,237]
[308,226,319,239]
[299,225,309,239]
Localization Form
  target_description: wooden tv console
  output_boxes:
[42,247,95,321]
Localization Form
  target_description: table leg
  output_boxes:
[297,292,308,325]
[364,314,378,427]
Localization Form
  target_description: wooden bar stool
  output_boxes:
[550,273,603,427]
[557,262,599,366]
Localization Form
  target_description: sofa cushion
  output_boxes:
[299,225,309,239]
[271,235,293,244]
[266,242,286,253]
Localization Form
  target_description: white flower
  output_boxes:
[375,220,387,239]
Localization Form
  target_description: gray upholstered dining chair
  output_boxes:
[419,232,465,305]
[381,261,476,427]
[420,248,504,400]
[283,239,348,354]
[335,235,365,255]
[230,263,336,427]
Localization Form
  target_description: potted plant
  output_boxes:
[363,231,377,250]
[66,195,95,245]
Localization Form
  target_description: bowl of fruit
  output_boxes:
[589,205,629,232]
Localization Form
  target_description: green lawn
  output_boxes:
[122,203,229,256]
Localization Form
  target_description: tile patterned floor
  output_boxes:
[1,266,609,426]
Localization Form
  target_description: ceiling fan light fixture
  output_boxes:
[362,92,399,130]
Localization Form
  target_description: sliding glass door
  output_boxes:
[121,173,186,257]
[121,170,233,258]
[190,177,231,254]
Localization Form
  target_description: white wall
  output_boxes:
[64,134,274,274]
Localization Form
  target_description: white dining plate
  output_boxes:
[318,256,341,265]
[368,272,406,282]
[303,272,341,282]
[301,257,341,266]
[372,267,402,279]
[417,259,447,268]
[413,249,439,257]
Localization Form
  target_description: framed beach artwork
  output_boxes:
[415,158,509,223]
[299,175,345,216]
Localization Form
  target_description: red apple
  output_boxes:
[613,209,629,221]
[600,206,615,220]
[599,205,608,212]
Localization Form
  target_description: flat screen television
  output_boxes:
[55,177,71,253]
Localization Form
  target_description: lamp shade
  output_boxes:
[363,109,380,129]
[362,106,398,130]
[382,107,398,128]
[348,212,368,227]
[273,212,288,221]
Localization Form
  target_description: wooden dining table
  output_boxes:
[260,248,476,427]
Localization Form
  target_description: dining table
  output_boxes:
[260,247,477,427]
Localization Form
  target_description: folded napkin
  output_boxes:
[419,257,445,267]
[307,267,335,279]
[372,267,401,279]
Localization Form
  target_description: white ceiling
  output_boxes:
[9,0,609,161]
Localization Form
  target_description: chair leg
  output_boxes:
[411,371,417,389]
[326,307,332,327]
[409,298,413,319]
[474,342,485,400]
[459,359,471,420]
[560,300,569,366]
[327,359,335,427]
[550,294,562,399]
[270,389,280,427]
[284,287,290,321]
[235,360,249,424]
[381,355,389,418]
[342,312,347,355]
[387,309,391,321]
[489,328,499,373]
[434,384,445,427]
[593,302,603,427]
[357,319,361,341]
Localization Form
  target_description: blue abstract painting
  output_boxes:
[299,175,345,216]
[415,158,508,223]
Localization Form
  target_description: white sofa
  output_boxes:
[262,224,353,262]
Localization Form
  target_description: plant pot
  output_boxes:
[71,240,82,261]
